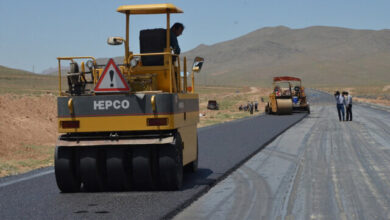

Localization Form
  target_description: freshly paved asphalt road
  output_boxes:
[0,100,307,219]
[175,90,390,220]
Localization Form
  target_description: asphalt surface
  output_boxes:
[175,90,390,220]
[0,100,307,219]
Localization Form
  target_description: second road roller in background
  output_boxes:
[290,77,310,113]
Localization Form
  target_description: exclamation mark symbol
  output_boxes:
[109,70,114,87]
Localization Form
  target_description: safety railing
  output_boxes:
[57,53,189,96]
[57,56,97,96]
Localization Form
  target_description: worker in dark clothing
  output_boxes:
[170,23,184,55]
[250,102,254,115]
[170,23,184,90]
[344,91,353,121]
[334,91,345,121]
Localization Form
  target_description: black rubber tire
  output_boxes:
[307,106,311,114]
[106,149,129,191]
[80,148,104,192]
[158,133,183,190]
[132,148,153,190]
[266,103,273,114]
[185,135,198,173]
[54,146,81,193]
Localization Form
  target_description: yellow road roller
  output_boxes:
[265,76,294,115]
[55,4,204,192]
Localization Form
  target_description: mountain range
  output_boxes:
[16,26,390,87]
[182,26,390,87]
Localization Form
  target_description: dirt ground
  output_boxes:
[0,94,57,176]
[198,86,269,127]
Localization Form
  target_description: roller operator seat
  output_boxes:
[139,28,167,66]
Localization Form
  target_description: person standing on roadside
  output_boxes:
[334,91,345,121]
[344,91,353,121]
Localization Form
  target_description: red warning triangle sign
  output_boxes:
[94,58,130,93]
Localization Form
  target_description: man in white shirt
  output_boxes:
[344,91,353,121]
[334,91,345,121]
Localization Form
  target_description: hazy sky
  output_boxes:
[1,0,389,73]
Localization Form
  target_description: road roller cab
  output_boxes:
[55,4,204,192]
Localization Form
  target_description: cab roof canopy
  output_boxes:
[273,76,301,82]
[117,4,183,15]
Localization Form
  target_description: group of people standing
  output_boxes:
[334,91,353,121]
[239,101,259,114]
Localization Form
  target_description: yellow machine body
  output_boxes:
[55,4,204,192]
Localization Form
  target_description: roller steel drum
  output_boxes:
[276,99,292,114]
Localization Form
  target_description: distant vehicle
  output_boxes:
[207,100,219,110]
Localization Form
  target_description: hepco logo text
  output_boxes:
[93,100,130,110]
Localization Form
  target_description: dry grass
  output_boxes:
[320,85,390,106]
[0,145,54,177]
[197,86,270,127]
[0,65,66,95]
